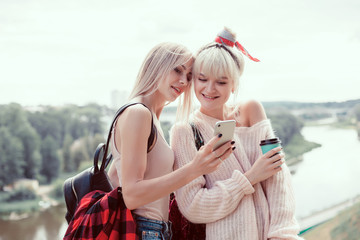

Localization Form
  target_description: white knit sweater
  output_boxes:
[170,111,302,240]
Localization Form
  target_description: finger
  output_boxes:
[205,134,223,150]
[270,153,284,162]
[272,158,284,169]
[213,145,233,162]
[213,140,233,157]
[264,147,282,158]
[220,146,234,160]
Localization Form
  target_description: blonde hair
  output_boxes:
[128,42,194,121]
[192,28,245,95]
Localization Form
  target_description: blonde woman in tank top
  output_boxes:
[107,42,235,240]
[170,28,302,239]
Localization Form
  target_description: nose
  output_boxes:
[179,74,188,86]
[205,81,216,92]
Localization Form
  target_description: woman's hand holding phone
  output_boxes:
[191,133,234,176]
[189,120,236,176]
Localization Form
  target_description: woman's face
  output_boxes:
[194,71,234,114]
[158,58,193,102]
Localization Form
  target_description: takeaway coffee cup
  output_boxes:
[260,137,282,156]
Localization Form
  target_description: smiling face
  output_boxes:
[158,58,193,102]
[192,42,244,118]
[194,71,234,116]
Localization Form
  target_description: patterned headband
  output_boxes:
[215,29,260,62]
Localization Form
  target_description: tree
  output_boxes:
[268,111,304,146]
[0,103,42,179]
[62,134,74,172]
[71,142,90,171]
[17,125,42,179]
[0,128,24,190]
[79,104,104,136]
[40,135,60,183]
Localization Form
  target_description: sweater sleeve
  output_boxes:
[262,122,303,239]
[169,123,255,223]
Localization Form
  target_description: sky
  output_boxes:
[1,0,359,107]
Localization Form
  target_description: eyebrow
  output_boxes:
[199,73,228,80]
[181,65,187,70]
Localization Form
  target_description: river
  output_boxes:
[0,124,359,240]
[292,125,360,219]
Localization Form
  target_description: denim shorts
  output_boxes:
[133,214,173,240]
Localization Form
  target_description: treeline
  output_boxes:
[0,103,110,190]
[0,102,320,191]
[263,99,360,110]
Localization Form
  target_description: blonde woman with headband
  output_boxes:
[170,28,302,239]
[107,42,235,240]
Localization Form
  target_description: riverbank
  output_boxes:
[284,133,321,166]
[0,183,63,221]
[301,196,360,239]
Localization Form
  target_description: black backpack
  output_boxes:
[63,103,156,223]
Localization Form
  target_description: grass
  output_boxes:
[301,201,360,240]
[0,198,41,220]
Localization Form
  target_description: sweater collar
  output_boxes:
[194,109,224,127]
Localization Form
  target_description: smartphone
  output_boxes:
[213,120,236,150]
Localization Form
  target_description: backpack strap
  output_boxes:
[99,103,157,172]
[190,123,204,151]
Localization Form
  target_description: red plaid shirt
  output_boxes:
[64,187,137,240]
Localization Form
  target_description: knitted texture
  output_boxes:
[170,111,302,240]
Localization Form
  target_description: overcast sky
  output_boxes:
[1,0,359,107]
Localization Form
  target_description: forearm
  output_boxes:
[123,161,198,210]
[176,170,254,223]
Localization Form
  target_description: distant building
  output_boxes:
[111,90,129,110]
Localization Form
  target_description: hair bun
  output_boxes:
[217,27,237,44]
[215,27,260,62]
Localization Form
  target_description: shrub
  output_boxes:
[5,187,37,202]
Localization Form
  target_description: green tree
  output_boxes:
[62,134,74,172]
[71,143,89,171]
[17,125,42,179]
[0,103,42,179]
[267,111,304,146]
[79,104,104,136]
[28,108,64,147]
[40,135,60,183]
[0,128,24,190]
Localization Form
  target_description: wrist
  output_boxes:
[244,170,256,185]
[184,161,201,182]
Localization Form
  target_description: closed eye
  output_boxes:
[174,67,182,74]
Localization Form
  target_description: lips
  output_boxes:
[202,93,219,100]
[171,86,181,95]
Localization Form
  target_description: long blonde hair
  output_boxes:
[128,42,194,121]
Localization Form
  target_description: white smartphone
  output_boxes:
[213,120,236,150]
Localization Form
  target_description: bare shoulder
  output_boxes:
[241,99,267,126]
[117,104,152,131]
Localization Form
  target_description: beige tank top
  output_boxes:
[108,118,174,221]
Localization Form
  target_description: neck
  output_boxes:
[131,92,166,119]
[199,105,228,120]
